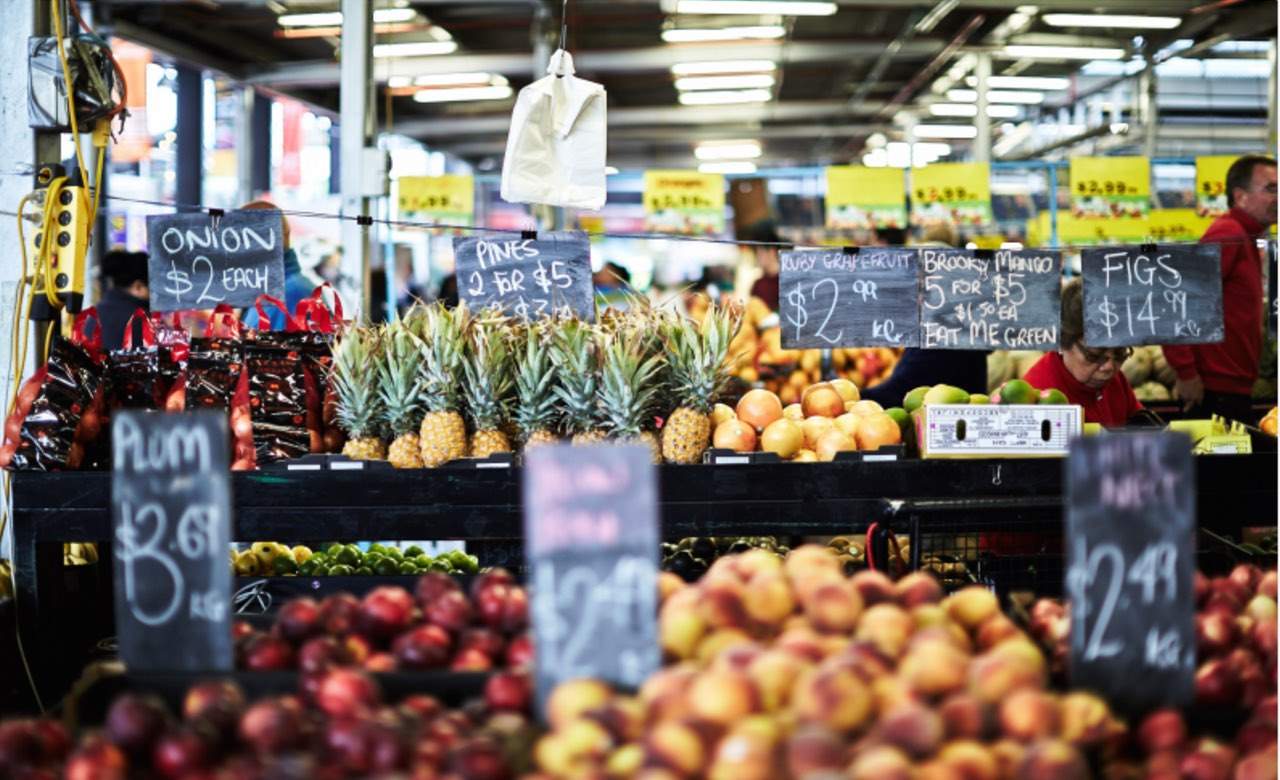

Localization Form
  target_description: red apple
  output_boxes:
[1195,659,1242,707]
[426,590,474,633]
[368,720,410,773]
[1195,572,1211,607]
[365,652,399,672]
[450,647,494,671]
[358,586,416,640]
[416,572,462,606]
[505,634,534,668]
[343,634,374,666]
[393,625,453,669]
[316,669,382,719]
[1231,565,1263,595]
[238,699,302,754]
[1197,612,1239,658]
[319,593,360,636]
[64,736,127,780]
[241,634,295,671]
[275,597,322,643]
[470,569,516,601]
[1258,571,1278,600]
[0,722,41,771]
[500,587,529,633]
[485,671,533,713]
[445,736,512,780]
[399,694,444,722]
[458,627,505,659]
[152,726,212,778]
[1236,718,1277,755]
[32,719,70,763]
[474,583,511,631]
[1137,709,1187,754]
[299,636,348,673]
[105,693,171,756]
[324,717,374,776]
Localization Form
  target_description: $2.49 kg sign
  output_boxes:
[523,443,660,715]
[780,248,920,348]
[146,210,286,313]
[112,410,232,671]
[453,232,595,322]
[1082,244,1225,346]
[1066,433,1196,712]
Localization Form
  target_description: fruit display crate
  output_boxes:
[10,455,1275,703]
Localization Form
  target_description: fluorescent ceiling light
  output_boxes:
[1042,13,1180,30]
[374,41,458,57]
[966,75,1070,91]
[699,161,757,174]
[662,26,785,42]
[1001,44,1125,60]
[946,88,1043,104]
[277,8,418,27]
[675,74,775,91]
[929,103,1020,118]
[412,85,513,103]
[668,0,836,14]
[678,88,772,105]
[913,124,979,139]
[605,166,620,175]
[914,0,957,33]
[413,72,498,87]
[388,76,412,88]
[670,60,776,75]
[695,141,762,160]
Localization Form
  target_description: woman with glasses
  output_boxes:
[1022,279,1143,427]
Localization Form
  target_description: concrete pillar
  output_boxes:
[175,63,203,206]
[339,0,373,313]
[973,52,991,164]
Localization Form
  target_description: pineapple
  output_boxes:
[661,301,743,464]
[379,321,425,468]
[333,325,387,461]
[463,314,516,457]
[551,319,607,444]
[598,329,665,463]
[415,303,471,467]
[513,322,559,451]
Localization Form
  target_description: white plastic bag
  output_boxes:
[500,49,607,210]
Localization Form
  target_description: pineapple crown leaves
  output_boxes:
[415,302,471,413]
[597,331,666,438]
[662,301,744,414]
[332,325,386,439]
[460,315,516,431]
[512,323,559,438]
[377,322,426,436]
[549,318,602,434]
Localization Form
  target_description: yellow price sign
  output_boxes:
[1196,155,1236,218]
[643,170,725,235]
[398,175,474,223]
[1147,208,1213,243]
[910,162,991,226]
[1069,156,1150,220]
[825,166,906,230]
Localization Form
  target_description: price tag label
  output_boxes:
[453,231,595,322]
[399,175,474,224]
[1195,156,1235,218]
[910,162,992,227]
[919,248,1061,350]
[1070,156,1150,221]
[1082,244,1225,346]
[111,410,232,671]
[779,247,920,348]
[523,444,660,715]
[825,166,907,230]
[1146,209,1213,243]
[643,170,726,235]
[146,211,286,313]
[920,404,1080,458]
[1066,432,1196,711]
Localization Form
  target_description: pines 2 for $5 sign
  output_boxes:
[453,232,594,321]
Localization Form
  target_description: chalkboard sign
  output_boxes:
[1066,432,1195,713]
[111,410,232,671]
[779,248,920,348]
[146,210,286,312]
[1081,244,1224,346]
[454,231,594,321]
[920,248,1061,350]
[523,443,659,715]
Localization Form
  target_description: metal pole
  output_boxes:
[339,0,373,314]
[1047,164,1060,261]
[973,52,991,164]
[175,64,203,207]
[1140,56,1157,160]
[235,87,254,205]
[1269,38,1278,152]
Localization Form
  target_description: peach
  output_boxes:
[967,641,1046,705]
[1137,709,1188,755]
[1057,692,1115,749]
[849,745,914,780]
[776,626,829,663]
[998,689,1060,742]
[712,642,763,673]
[743,572,797,627]
[836,640,895,682]
[688,669,760,726]
[792,665,873,733]
[855,603,914,659]
[733,547,784,580]
[900,639,970,698]
[698,577,750,630]
[586,698,645,743]
[938,739,999,780]
[708,717,781,780]
[940,693,993,741]
[791,568,846,605]
[605,743,644,777]
[784,544,842,580]
[975,614,1022,651]
[533,733,577,776]
[747,650,809,711]
[917,759,967,780]
[558,718,614,762]
[876,700,945,758]
[660,603,707,660]
[696,628,755,664]
[1015,739,1089,780]
[640,665,697,722]
[912,603,950,630]
[801,416,835,449]
[945,586,1000,630]
[871,675,917,714]
[658,571,686,603]
[850,569,896,607]
[911,623,973,654]
[803,581,864,634]
[1232,746,1278,780]
[645,721,707,777]
[547,679,613,730]
[896,572,945,607]
[785,724,846,778]
[991,739,1027,780]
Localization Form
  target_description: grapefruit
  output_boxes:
[802,383,846,418]
[793,449,818,463]
[782,403,805,422]
[856,412,902,451]
[713,419,757,452]
[815,429,857,462]
[829,378,860,403]
[848,399,885,417]
[834,413,861,439]
[801,416,835,450]
[737,389,783,432]
[711,403,736,428]
[761,419,803,459]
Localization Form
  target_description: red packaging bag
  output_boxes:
[244,295,310,464]
[294,284,344,453]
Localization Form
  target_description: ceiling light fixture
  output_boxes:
[374,41,458,57]
[675,74,776,90]
[946,88,1044,104]
[929,103,1021,118]
[670,60,777,75]
[966,75,1070,91]
[278,8,418,27]
[667,0,836,15]
[1042,13,1180,30]
[695,141,762,160]
[661,26,786,42]
[412,72,500,87]
[1000,44,1125,60]
[677,88,772,105]
[412,85,513,103]
[698,161,757,174]
[912,124,979,139]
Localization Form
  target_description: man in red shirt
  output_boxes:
[1163,155,1277,423]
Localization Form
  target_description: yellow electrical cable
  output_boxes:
[51,0,94,226]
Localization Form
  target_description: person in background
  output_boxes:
[594,262,633,310]
[921,221,959,248]
[436,274,459,309]
[241,201,314,331]
[743,220,785,311]
[96,249,150,351]
[1163,155,1277,423]
[1023,279,1142,427]
[874,226,907,246]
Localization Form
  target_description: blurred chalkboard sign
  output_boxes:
[919,248,1061,350]
[779,247,920,348]
[1081,244,1224,346]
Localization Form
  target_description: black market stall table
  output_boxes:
[10,454,1277,703]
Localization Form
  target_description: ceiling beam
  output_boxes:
[107,18,246,78]
[243,39,945,87]
[435,122,888,155]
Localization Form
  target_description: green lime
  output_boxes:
[456,555,480,574]
[355,565,374,576]
[364,552,385,567]
[397,560,418,575]
[329,564,354,576]
[309,564,329,576]
[368,543,387,554]
[298,559,317,576]
[998,378,1038,405]
[272,556,298,575]
[325,543,344,557]
[375,558,400,576]
[404,545,425,558]
[415,554,433,568]
[445,550,470,567]
[903,385,930,413]
[428,559,454,573]
[335,547,359,566]
[384,548,404,562]
[1039,388,1069,405]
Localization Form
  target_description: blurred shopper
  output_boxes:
[1023,279,1142,427]
[96,249,150,351]
[595,262,633,310]
[874,226,907,246]
[743,220,785,311]
[1162,155,1277,423]
[436,274,459,309]
[920,221,959,248]
[241,201,314,331]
